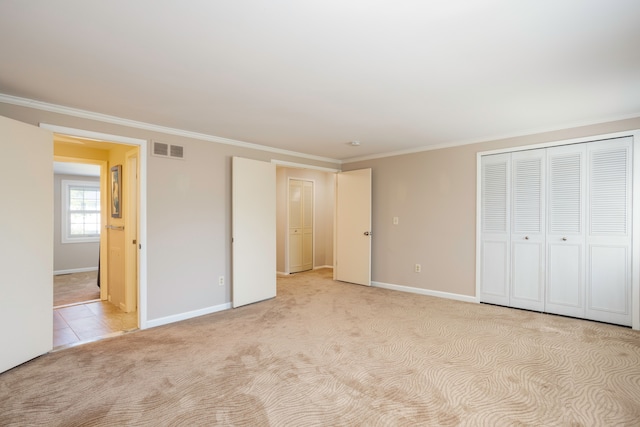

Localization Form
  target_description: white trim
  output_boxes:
[632,131,640,330]
[342,114,640,163]
[44,124,150,330]
[372,281,477,304]
[314,265,333,270]
[277,271,289,276]
[54,267,98,275]
[145,303,232,329]
[476,129,640,330]
[1,94,341,165]
[272,159,341,173]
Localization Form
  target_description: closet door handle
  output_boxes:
[524,236,529,240]
[562,237,567,241]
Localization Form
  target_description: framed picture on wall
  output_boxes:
[111,165,122,218]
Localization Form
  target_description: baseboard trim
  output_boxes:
[54,267,99,275]
[371,281,478,304]
[277,271,289,276]
[145,302,232,329]
[314,265,333,270]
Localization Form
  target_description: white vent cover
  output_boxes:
[152,141,185,159]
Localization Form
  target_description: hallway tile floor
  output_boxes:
[53,301,137,349]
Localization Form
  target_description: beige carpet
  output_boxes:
[54,271,100,307]
[2,268,639,425]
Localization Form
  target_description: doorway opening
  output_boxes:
[52,132,141,348]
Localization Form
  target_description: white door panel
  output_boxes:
[480,153,510,305]
[232,157,276,308]
[480,240,510,305]
[585,137,632,325]
[510,150,545,311]
[546,144,586,319]
[335,169,372,286]
[0,116,53,373]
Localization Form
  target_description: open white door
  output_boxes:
[232,157,276,308]
[0,116,53,373]
[335,168,372,286]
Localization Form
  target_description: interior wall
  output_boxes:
[275,167,335,273]
[343,117,640,297]
[53,173,100,273]
[0,102,339,323]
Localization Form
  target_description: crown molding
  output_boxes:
[0,93,342,165]
[342,112,640,163]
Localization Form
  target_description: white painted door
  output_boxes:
[232,157,276,308]
[510,149,545,311]
[0,116,53,373]
[289,179,313,273]
[480,153,511,306]
[335,168,372,286]
[546,144,586,319]
[585,137,632,325]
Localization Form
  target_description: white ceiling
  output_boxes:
[1,1,639,162]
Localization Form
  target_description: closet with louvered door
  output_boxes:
[479,137,633,326]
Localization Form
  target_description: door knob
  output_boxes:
[364,231,372,236]
[524,236,529,240]
[562,237,567,241]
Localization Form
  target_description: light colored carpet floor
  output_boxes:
[1,268,639,425]
[54,271,100,307]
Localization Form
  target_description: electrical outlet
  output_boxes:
[218,276,224,286]
[393,216,399,225]
[415,264,421,273]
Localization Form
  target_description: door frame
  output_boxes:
[286,177,315,274]
[42,124,149,329]
[272,160,340,276]
[476,129,640,330]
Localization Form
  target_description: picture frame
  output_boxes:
[110,165,122,218]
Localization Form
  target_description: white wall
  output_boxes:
[53,173,100,273]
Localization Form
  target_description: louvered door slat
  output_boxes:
[586,137,632,326]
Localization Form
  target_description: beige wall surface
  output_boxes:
[0,102,339,322]
[53,174,100,272]
[275,167,335,273]
[344,117,640,297]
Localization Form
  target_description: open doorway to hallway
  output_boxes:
[52,133,140,348]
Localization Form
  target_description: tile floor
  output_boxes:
[53,301,138,348]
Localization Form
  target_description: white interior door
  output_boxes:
[480,153,511,306]
[289,179,313,273]
[510,149,545,311]
[335,168,372,286]
[232,157,276,308]
[0,116,53,373]
[546,144,586,319]
[585,137,632,325]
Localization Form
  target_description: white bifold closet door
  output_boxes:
[480,137,632,326]
[480,153,511,306]
[545,143,587,318]
[585,138,632,325]
[511,149,546,312]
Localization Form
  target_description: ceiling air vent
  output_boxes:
[152,141,185,160]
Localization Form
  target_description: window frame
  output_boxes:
[61,179,101,244]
